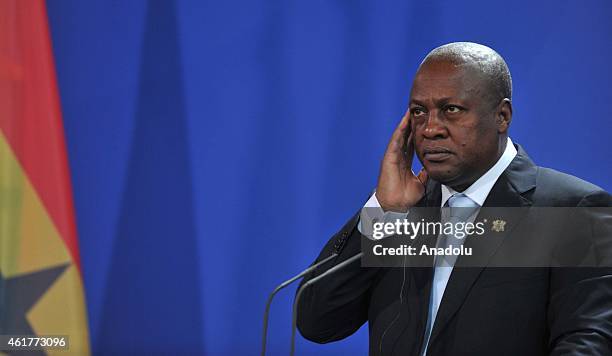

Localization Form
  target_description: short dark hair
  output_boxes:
[423,42,512,106]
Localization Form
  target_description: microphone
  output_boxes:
[290,252,364,356]
[261,253,338,356]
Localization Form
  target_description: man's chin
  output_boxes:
[424,165,462,186]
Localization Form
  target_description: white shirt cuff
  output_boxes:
[358,192,409,239]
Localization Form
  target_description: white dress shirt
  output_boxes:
[359,137,517,229]
[358,137,517,352]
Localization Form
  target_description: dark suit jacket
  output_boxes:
[297,145,612,355]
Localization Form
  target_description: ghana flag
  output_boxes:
[0,0,90,355]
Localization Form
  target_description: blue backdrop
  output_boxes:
[45,0,612,354]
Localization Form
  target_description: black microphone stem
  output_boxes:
[261,253,338,356]
[290,252,364,356]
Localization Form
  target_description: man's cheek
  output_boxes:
[412,128,425,147]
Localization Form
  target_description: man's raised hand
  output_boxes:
[375,113,428,212]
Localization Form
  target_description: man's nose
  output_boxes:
[422,111,447,139]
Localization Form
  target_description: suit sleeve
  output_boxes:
[296,209,381,343]
[548,190,612,355]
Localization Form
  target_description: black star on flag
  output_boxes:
[0,264,68,356]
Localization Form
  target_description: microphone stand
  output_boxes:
[290,252,364,356]
[261,253,338,356]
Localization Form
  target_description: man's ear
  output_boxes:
[497,98,512,134]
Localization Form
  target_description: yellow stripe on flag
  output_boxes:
[0,129,90,355]
[0,131,71,276]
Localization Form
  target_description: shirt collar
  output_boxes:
[440,137,517,207]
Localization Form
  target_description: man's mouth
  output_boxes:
[423,147,453,162]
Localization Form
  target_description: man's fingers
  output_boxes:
[391,115,408,144]
[388,113,410,154]
[403,129,414,157]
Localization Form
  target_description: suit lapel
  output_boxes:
[408,179,442,350]
[426,144,537,347]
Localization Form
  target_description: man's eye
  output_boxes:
[445,105,462,114]
[412,108,426,117]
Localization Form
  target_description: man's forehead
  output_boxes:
[415,59,479,83]
[410,61,484,100]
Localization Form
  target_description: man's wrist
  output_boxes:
[359,192,409,239]
[370,193,409,214]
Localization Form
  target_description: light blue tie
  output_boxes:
[421,193,479,355]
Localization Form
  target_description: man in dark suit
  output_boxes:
[296,42,612,355]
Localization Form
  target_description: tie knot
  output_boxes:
[446,193,479,220]
[447,193,478,208]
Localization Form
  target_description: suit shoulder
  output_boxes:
[532,167,610,206]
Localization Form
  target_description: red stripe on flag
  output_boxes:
[0,0,82,272]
